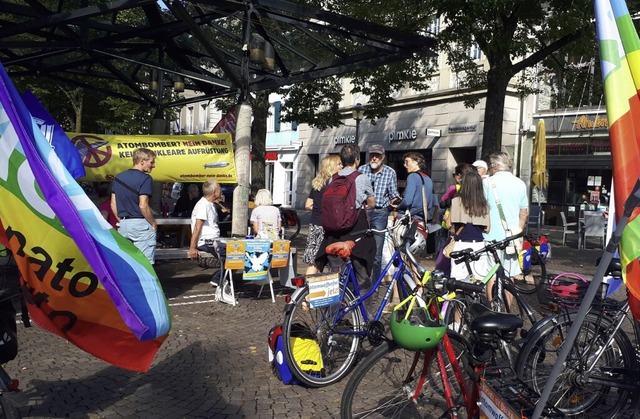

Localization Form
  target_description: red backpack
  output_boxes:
[321,171,361,231]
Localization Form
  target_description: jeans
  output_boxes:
[367,208,390,281]
[118,219,157,264]
[198,241,225,286]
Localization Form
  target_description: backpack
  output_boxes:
[268,324,299,385]
[267,323,325,385]
[321,171,361,231]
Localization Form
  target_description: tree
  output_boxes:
[279,0,621,158]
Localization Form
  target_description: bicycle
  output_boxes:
[275,205,301,240]
[512,233,550,295]
[515,258,638,418]
[0,258,29,419]
[339,257,563,418]
[281,214,426,387]
[446,231,540,339]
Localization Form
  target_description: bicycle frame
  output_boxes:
[456,242,538,326]
[394,332,480,417]
[332,246,419,335]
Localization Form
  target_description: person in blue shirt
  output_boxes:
[111,148,158,264]
[358,144,401,281]
[394,152,434,223]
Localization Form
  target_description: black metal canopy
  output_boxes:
[0,0,436,109]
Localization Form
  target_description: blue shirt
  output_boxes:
[357,164,401,209]
[483,171,528,241]
[112,169,153,218]
[397,172,434,220]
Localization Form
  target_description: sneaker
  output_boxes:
[210,281,219,288]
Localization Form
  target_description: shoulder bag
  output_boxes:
[489,178,523,255]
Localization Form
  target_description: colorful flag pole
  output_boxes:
[0,60,170,372]
[594,0,640,319]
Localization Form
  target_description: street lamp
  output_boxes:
[352,103,365,144]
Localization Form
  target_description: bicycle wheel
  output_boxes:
[516,311,636,417]
[513,248,546,294]
[340,333,472,418]
[282,283,363,387]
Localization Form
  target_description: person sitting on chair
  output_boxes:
[188,180,223,286]
[250,189,282,239]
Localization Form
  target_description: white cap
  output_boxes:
[472,160,488,171]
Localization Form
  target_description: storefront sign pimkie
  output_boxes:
[388,129,417,143]
[334,134,356,146]
[571,115,609,130]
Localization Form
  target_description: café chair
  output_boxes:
[560,211,578,246]
[582,211,606,249]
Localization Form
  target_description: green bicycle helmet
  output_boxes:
[390,306,446,351]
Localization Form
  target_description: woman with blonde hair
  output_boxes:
[250,189,282,239]
[304,155,342,274]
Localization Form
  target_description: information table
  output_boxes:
[217,239,292,305]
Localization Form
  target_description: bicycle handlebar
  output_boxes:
[451,230,525,265]
[441,277,486,294]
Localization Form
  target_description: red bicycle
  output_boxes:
[340,271,561,418]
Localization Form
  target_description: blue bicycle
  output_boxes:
[281,215,426,387]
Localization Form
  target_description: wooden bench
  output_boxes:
[155,248,214,260]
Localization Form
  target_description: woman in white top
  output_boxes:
[250,189,282,239]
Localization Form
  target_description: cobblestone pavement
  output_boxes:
[7,213,631,418]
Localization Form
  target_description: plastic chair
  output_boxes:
[527,205,545,233]
[560,211,577,246]
[583,211,606,248]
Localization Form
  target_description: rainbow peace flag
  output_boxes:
[0,61,170,372]
[595,0,640,318]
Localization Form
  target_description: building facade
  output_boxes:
[293,85,534,208]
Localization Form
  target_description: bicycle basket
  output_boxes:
[540,272,606,308]
[390,304,446,351]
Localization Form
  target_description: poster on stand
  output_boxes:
[224,240,246,270]
[243,240,272,280]
[271,240,290,268]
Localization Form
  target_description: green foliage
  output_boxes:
[279,78,344,130]
[278,0,437,128]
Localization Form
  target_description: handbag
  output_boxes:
[489,178,524,255]
[442,225,464,258]
[442,236,456,258]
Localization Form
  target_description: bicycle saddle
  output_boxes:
[468,303,523,333]
[326,241,356,258]
[595,257,622,278]
[450,248,472,259]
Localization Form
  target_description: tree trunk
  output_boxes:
[232,103,253,237]
[75,92,83,133]
[250,91,270,192]
[480,67,512,159]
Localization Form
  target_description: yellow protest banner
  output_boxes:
[69,133,237,183]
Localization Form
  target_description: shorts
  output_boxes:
[303,224,324,265]
[450,240,489,282]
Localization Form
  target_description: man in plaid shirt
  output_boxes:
[358,144,401,280]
